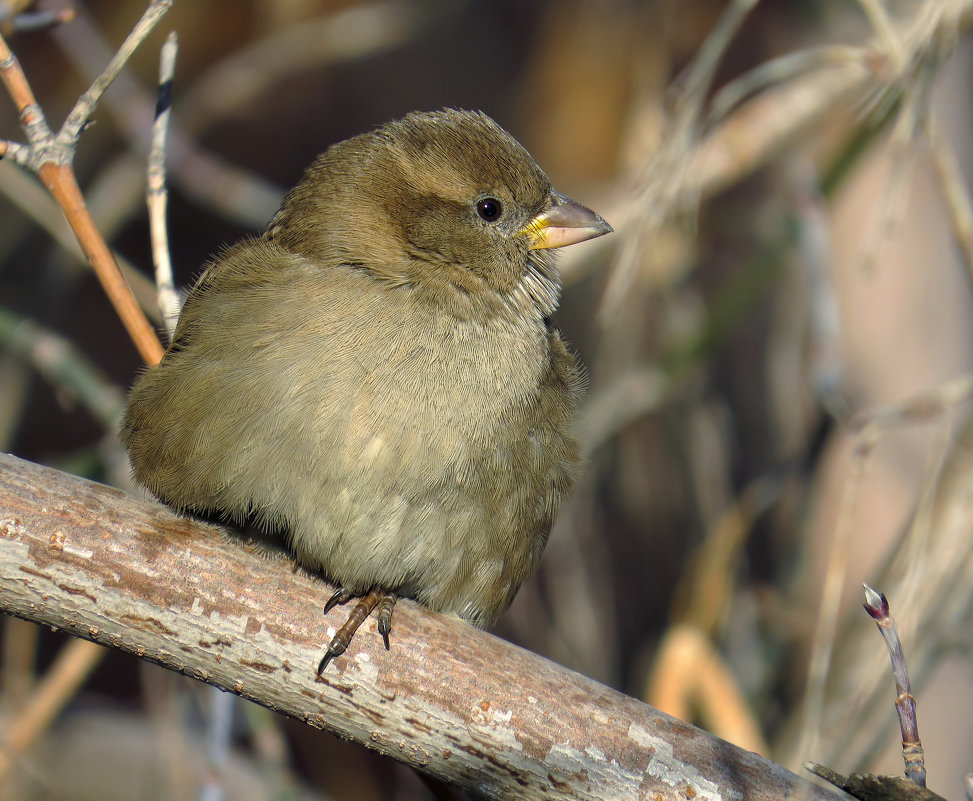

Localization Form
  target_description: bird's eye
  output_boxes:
[476,197,503,223]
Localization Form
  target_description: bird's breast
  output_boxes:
[301,298,550,470]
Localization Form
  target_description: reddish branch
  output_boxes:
[0,3,167,366]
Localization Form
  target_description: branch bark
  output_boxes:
[0,452,840,801]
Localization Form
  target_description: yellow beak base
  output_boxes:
[521,192,612,251]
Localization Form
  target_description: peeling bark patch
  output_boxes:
[19,565,52,582]
[240,659,276,673]
[405,716,432,734]
[628,723,740,801]
[0,517,25,537]
[120,615,176,636]
[458,743,528,784]
[404,743,431,766]
[57,582,96,602]
[548,772,571,792]
[185,667,210,681]
[359,705,384,727]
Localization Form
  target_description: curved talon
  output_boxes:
[317,588,397,674]
[323,587,353,615]
[375,595,396,650]
[317,644,341,675]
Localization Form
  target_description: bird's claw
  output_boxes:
[323,587,353,615]
[317,644,342,675]
[317,587,397,672]
[376,595,396,650]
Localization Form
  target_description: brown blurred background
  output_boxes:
[1,1,971,799]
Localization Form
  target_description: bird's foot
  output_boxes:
[317,587,397,674]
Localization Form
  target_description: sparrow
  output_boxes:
[120,109,612,673]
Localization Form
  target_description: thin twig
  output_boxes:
[0,0,32,27]
[862,586,926,787]
[646,624,769,755]
[0,32,51,149]
[0,5,167,365]
[705,46,864,130]
[148,30,179,339]
[857,0,907,69]
[563,0,973,289]
[58,0,172,146]
[0,159,161,319]
[38,161,163,365]
[668,0,763,137]
[51,10,278,231]
[849,372,973,433]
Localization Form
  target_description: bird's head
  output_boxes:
[268,109,612,320]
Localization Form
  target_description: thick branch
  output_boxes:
[0,453,840,801]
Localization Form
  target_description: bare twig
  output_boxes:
[0,160,161,319]
[0,4,166,365]
[704,46,863,129]
[862,586,926,787]
[58,1,171,146]
[600,0,763,315]
[0,452,842,801]
[52,0,443,234]
[37,161,163,365]
[50,6,279,230]
[849,372,973,433]
[805,762,947,801]
[148,30,179,339]
[176,0,437,137]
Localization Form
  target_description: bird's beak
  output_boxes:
[520,192,613,250]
